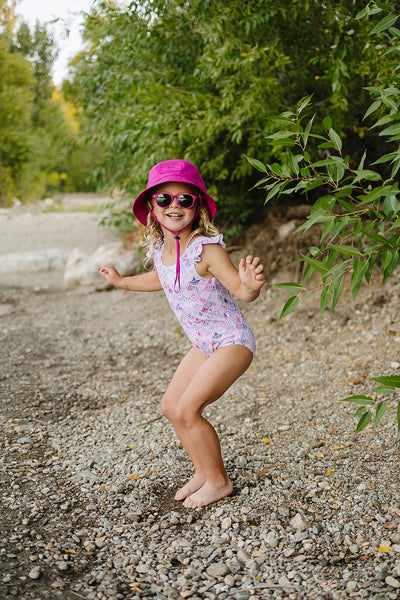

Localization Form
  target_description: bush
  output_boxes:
[248,2,400,433]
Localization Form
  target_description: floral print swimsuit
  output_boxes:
[152,234,256,357]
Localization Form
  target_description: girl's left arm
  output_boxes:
[199,244,266,302]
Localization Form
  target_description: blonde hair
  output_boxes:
[142,200,219,268]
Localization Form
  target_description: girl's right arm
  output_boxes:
[97,264,162,292]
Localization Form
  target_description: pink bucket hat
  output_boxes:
[132,159,217,225]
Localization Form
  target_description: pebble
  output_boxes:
[266,531,279,547]
[386,576,400,588]
[206,562,230,578]
[2,254,400,600]
[28,566,42,580]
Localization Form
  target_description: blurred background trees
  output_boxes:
[0,0,101,204]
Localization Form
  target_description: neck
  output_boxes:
[149,204,201,292]
[163,227,193,253]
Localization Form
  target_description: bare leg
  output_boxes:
[162,344,253,508]
[160,347,208,500]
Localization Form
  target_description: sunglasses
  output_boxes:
[152,192,199,209]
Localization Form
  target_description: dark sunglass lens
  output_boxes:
[156,193,172,207]
[178,194,194,208]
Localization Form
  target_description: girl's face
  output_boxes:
[150,182,200,234]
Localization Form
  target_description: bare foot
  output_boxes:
[182,479,233,508]
[174,474,205,501]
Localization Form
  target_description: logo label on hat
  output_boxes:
[160,161,183,173]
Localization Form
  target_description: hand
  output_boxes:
[239,255,266,293]
[97,264,125,288]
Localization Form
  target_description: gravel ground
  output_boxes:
[1,199,400,600]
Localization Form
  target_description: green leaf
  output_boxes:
[301,262,314,283]
[350,260,366,299]
[268,163,283,176]
[323,116,332,130]
[376,1,396,10]
[274,282,305,292]
[279,295,299,319]
[364,99,382,120]
[371,13,398,35]
[383,194,400,216]
[371,375,400,388]
[353,169,382,183]
[341,395,374,406]
[358,184,395,205]
[355,7,368,20]
[329,244,363,257]
[269,116,296,127]
[288,152,300,176]
[358,150,367,170]
[265,184,282,203]
[380,123,400,137]
[302,255,330,274]
[245,155,268,173]
[266,130,297,140]
[355,411,372,434]
[374,401,389,430]
[303,115,315,147]
[329,128,342,152]
[320,283,333,313]
[297,95,313,114]
[331,276,344,310]
[372,384,397,395]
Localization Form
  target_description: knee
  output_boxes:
[160,394,198,428]
[160,394,174,422]
[173,403,198,428]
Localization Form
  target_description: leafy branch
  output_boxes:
[247,1,400,434]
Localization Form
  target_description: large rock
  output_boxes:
[64,241,141,289]
[0,248,69,273]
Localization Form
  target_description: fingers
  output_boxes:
[97,264,118,281]
[244,256,264,272]
[246,255,260,267]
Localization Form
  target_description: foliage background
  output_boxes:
[1,0,397,225]
[69,0,396,229]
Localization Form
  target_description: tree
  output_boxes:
[248,1,400,433]
[72,0,389,229]
[0,1,94,203]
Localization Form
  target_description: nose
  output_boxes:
[168,196,181,209]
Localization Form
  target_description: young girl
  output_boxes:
[98,159,265,508]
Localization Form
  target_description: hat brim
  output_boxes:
[132,187,217,226]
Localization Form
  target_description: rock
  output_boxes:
[278,575,292,588]
[346,580,357,591]
[237,549,251,563]
[221,517,232,529]
[386,576,400,588]
[16,436,33,444]
[64,242,141,288]
[0,248,69,273]
[278,221,297,239]
[206,562,230,578]
[28,566,42,580]
[290,512,305,530]
[265,531,279,547]
[136,564,150,574]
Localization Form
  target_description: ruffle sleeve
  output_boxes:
[186,234,226,264]
[146,239,164,261]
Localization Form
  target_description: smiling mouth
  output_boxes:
[166,212,183,218]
